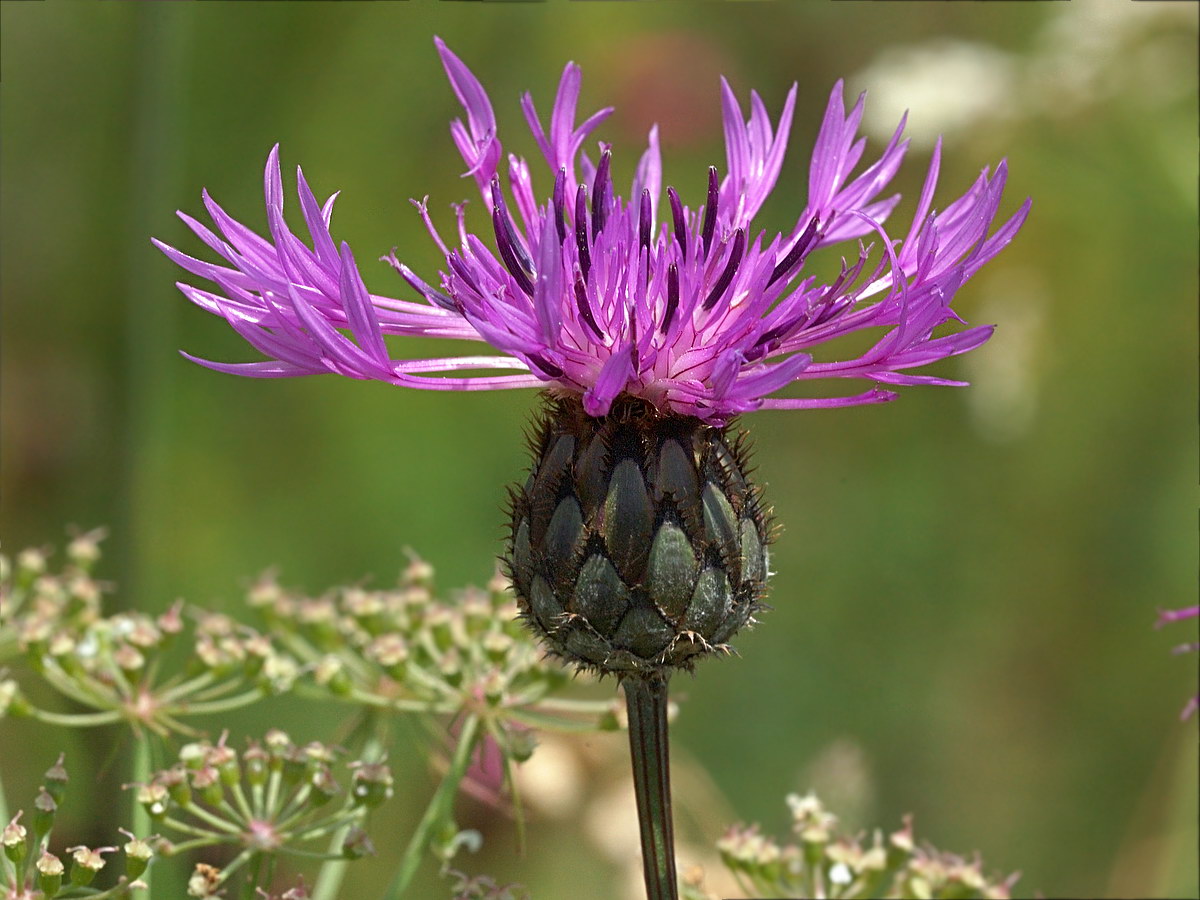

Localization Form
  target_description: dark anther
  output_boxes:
[575,184,592,282]
[702,228,745,311]
[574,275,604,341]
[701,166,719,259]
[447,250,483,298]
[528,352,564,378]
[628,306,640,368]
[493,206,535,296]
[767,216,821,288]
[490,177,535,296]
[661,263,680,334]
[592,149,612,237]
[553,168,567,246]
[639,189,652,252]
[667,186,687,257]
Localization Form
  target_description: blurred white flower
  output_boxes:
[855,41,1017,147]
[963,269,1047,444]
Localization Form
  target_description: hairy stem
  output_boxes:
[624,674,678,900]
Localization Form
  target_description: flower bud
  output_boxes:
[341,826,376,860]
[481,630,513,665]
[32,787,56,842]
[17,548,48,582]
[159,767,192,807]
[508,396,770,677]
[0,679,30,718]
[66,530,105,568]
[309,766,338,805]
[351,763,393,809]
[37,850,64,895]
[264,729,291,756]
[114,642,146,678]
[314,655,352,696]
[120,830,153,881]
[366,634,408,678]
[191,766,223,806]
[137,783,170,819]
[279,748,307,787]
[436,647,463,687]
[67,845,113,886]
[43,753,69,805]
[402,554,434,588]
[507,728,538,763]
[243,743,270,786]
[3,813,26,864]
[205,739,238,786]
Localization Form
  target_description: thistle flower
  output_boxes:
[157,40,1027,423]
[157,40,1027,900]
[1156,605,1199,720]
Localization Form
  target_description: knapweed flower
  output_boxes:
[157,38,1027,423]
[1157,605,1199,720]
[156,39,1027,679]
[158,47,1027,898]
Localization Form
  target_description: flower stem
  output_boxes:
[382,714,480,900]
[623,674,678,900]
[130,735,154,895]
[311,731,387,900]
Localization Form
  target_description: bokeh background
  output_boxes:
[2,2,1197,898]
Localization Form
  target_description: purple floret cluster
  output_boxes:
[156,38,1029,424]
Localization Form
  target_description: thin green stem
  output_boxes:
[507,708,608,733]
[174,688,265,716]
[382,714,480,900]
[29,708,124,727]
[624,674,678,900]
[130,735,154,895]
[346,687,453,714]
[0,752,9,827]
[311,727,387,900]
[241,853,262,900]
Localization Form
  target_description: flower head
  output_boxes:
[157,39,1028,424]
[1157,605,1199,720]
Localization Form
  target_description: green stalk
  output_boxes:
[382,715,480,900]
[130,735,154,895]
[0,753,9,827]
[623,674,678,900]
[311,732,386,900]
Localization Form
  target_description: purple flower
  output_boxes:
[156,38,1029,424]
[1156,605,1199,720]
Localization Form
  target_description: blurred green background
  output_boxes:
[2,2,1196,898]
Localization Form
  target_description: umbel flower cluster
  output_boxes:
[2,756,151,900]
[0,531,297,736]
[244,555,620,745]
[0,529,623,898]
[138,733,391,899]
[687,792,1019,900]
